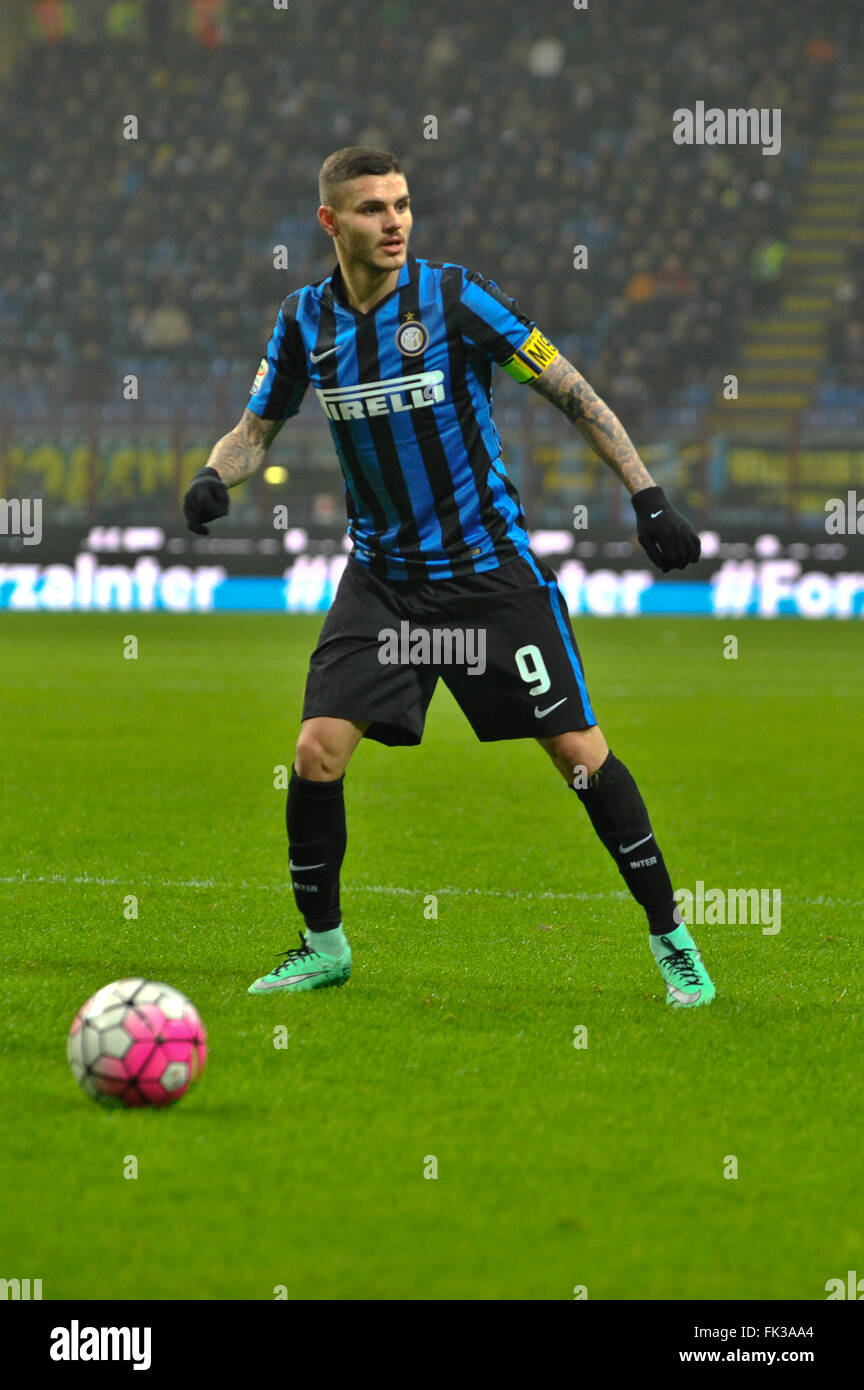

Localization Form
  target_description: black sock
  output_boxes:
[573,751,681,935]
[286,768,346,932]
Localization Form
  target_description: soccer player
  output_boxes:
[183,147,715,1008]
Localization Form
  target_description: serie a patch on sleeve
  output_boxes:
[250,358,268,395]
[500,328,559,382]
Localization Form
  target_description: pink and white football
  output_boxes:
[67,978,207,1108]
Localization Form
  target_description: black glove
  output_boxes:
[631,486,701,573]
[183,466,229,536]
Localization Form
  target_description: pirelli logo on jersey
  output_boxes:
[314,371,446,421]
[500,327,559,383]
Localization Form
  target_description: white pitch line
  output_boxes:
[0,873,861,909]
[0,872,623,902]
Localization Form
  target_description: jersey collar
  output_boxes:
[325,253,419,315]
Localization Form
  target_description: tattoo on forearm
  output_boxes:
[205,409,281,487]
[529,354,654,495]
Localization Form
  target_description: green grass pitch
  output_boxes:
[0,611,861,1300]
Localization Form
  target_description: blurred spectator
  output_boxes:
[804,34,838,65]
[750,236,788,311]
[625,257,658,306]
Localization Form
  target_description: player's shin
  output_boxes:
[573,751,716,1006]
[572,750,680,935]
[286,767,348,955]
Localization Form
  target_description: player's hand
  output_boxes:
[631,486,701,572]
[183,466,229,535]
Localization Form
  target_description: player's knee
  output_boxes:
[294,727,348,781]
[551,727,608,780]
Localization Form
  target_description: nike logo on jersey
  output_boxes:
[650,510,663,519]
[618,834,653,853]
[534,697,567,719]
[310,346,338,364]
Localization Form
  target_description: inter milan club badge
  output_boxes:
[395,317,429,356]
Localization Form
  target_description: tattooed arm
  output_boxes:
[183,408,287,534]
[203,408,285,486]
[528,351,702,570]
[528,353,654,496]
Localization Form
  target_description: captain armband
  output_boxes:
[499,327,559,383]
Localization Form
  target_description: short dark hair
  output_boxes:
[318,147,404,209]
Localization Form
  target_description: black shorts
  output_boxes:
[301,553,597,746]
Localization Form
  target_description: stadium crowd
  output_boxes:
[1,0,862,425]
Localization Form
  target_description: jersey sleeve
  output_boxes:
[246,298,310,420]
[458,268,559,382]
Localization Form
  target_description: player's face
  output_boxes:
[328,173,412,273]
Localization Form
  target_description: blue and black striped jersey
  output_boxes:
[247,253,558,581]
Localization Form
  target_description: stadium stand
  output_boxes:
[1,0,863,524]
